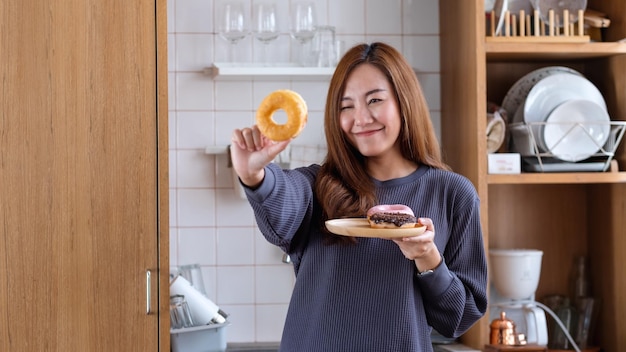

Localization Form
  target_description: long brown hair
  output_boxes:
[314,42,449,242]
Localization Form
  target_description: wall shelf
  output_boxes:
[205,145,229,155]
[485,41,626,61]
[204,63,335,80]
[488,171,626,184]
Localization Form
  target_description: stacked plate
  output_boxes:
[503,66,611,163]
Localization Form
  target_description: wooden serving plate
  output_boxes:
[325,218,426,239]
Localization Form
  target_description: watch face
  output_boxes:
[416,268,434,277]
[416,258,443,276]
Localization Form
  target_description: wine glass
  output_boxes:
[217,2,249,62]
[290,2,317,66]
[530,0,587,28]
[252,3,279,65]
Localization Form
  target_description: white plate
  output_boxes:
[522,73,606,125]
[325,218,426,239]
[542,99,610,162]
[501,66,582,122]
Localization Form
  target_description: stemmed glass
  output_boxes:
[252,3,279,65]
[530,0,587,28]
[217,2,249,63]
[290,2,317,66]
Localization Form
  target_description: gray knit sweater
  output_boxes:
[245,164,487,352]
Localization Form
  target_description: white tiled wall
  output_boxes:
[168,0,440,344]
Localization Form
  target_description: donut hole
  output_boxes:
[271,109,288,125]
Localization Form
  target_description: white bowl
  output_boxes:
[489,249,543,300]
[542,99,611,162]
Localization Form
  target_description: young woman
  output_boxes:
[230,42,487,352]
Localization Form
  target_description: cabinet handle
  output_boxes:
[146,269,152,315]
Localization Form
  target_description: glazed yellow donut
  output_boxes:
[256,89,308,141]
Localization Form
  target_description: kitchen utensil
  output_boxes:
[492,0,534,36]
[514,72,606,152]
[334,39,345,64]
[510,103,542,155]
[170,322,231,352]
[541,99,610,162]
[170,275,227,325]
[313,25,336,67]
[530,0,587,27]
[217,1,249,62]
[523,304,549,346]
[548,297,576,349]
[170,295,195,329]
[487,108,506,153]
[522,73,606,126]
[252,3,279,64]
[501,66,582,122]
[508,120,626,172]
[490,311,518,345]
[290,2,317,66]
[325,218,426,238]
[490,249,543,300]
[574,297,598,349]
[488,249,548,345]
[178,264,208,296]
[571,256,591,299]
[290,2,316,44]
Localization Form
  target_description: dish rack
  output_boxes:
[508,121,626,172]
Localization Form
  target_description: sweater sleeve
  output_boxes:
[243,163,320,257]
[417,177,488,338]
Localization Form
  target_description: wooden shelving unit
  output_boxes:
[439,1,626,351]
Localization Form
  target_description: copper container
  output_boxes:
[490,311,517,345]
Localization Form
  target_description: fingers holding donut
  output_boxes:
[232,125,266,152]
[256,89,308,141]
[230,89,306,187]
[232,125,291,157]
[230,125,291,187]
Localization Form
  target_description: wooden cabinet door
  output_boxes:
[0,0,169,350]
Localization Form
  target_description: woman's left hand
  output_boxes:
[392,217,442,272]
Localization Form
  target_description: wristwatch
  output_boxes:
[416,268,434,277]
[415,257,443,277]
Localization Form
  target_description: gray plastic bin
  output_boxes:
[170,322,230,352]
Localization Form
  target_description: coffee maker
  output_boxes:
[489,249,548,345]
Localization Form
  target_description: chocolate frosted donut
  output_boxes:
[367,204,417,229]
[369,212,417,228]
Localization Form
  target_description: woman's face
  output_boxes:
[339,63,402,158]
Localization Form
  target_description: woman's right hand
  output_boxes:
[230,125,291,188]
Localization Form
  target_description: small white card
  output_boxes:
[488,153,521,174]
